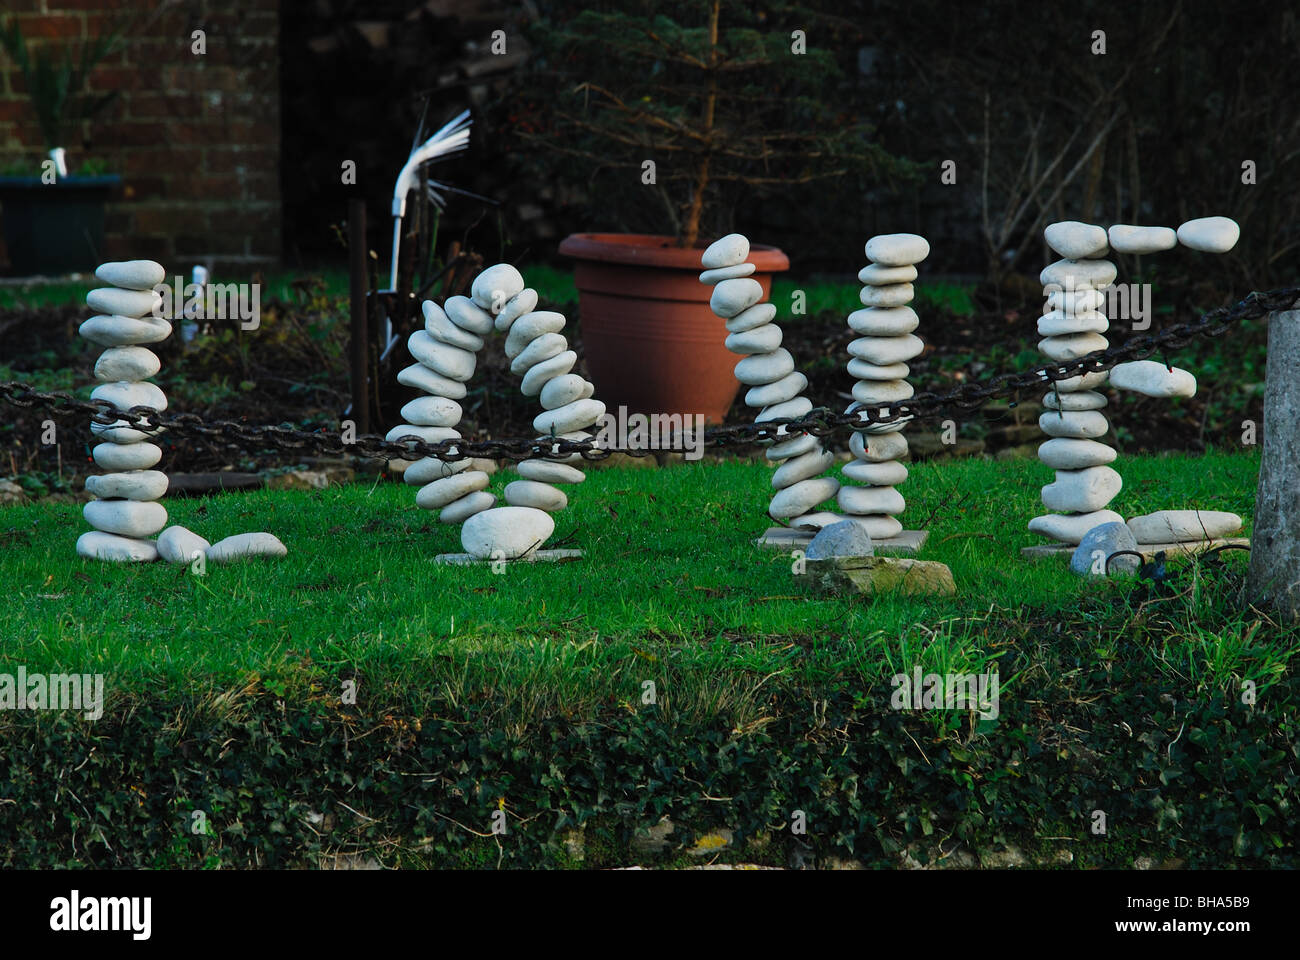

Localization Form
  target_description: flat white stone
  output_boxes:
[850,430,908,462]
[1028,510,1125,545]
[848,334,924,366]
[93,441,162,471]
[416,471,490,510]
[471,264,525,313]
[1050,371,1111,392]
[772,449,834,489]
[837,485,905,516]
[1039,258,1116,289]
[865,233,929,266]
[510,332,568,376]
[385,426,461,452]
[848,306,919,337]
[517,459,586,484]
[423,300,483,351]
[534,398,606,435]
[1041,465,1122,513]
[495,288,539,332]
[506,311,567,359]
[724,302,777,333]
[1038,310,1109,336]
[1127,510,1243,543]
[757,396,813,428]
[859,283,913,308]
[701,233,749,269]
[79,315,172,347]
[396,362,468,399]
[76,530,157,563]
[91,380,168,414]
[734,348,794,386]
[505,480,567,512]
[1108,360,1196,398]
[725,324,782,355]
[710,277,764,319]
[788,511,845,532]
[206,532,288,563]
[440,489,496,524]
[94,346,160,382]
[157,525,210,564]
[1039,333,1108,362]
[95,259,165,291]
[858,263,917,285]
[699,263,755,284]
[86,287,162,318]
[765,433,820,462]
[540,374,593,410]
[444,295,495,335]
[521,350,578,396]
[84,499,167,538]
[847,359,909,381]
[842,459,907,485]
[400,395,462,426]
[1107,224,1176,254]
[769,476,840,519]
[1176,216,1239,254]
[1044,221,1108,259]
[1045,287,1104,314]
[85,470,168,501]
[403,457,473,485]
[842,515,903,540]
[1043,390,1107,411]
[1039,409,1109,439]
[461,505,555,559]
[409,332,476,381]
[90,421,163,444]
[852,379,914,405]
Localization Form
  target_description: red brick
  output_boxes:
[13,14,85,41]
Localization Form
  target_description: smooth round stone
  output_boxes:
[710,277,763,319]
[1028,510,1124,545]
[385,424,461,445]
[847,359,909,381]
[1039,333,1108,362]
[443,295,495,335]
[504,480,567,512]
[517,459,586,484]
[403,457,473,485]
[858,263,917,285]
[1044,221,1108,259]
[94,346,160,382]
[506,311,567,359]
[765,432,820,462]
[1043,390,1107,411]
[699,263,755,284]
[461,505,555,559]
[90,419,165,444]
[157,525,210,564]
[521,350,577,396]
[746,371,806,408]
[848,334,924,366]
[416,471,490,510]
[842,459,908,485]
[510,332,569,377]
[85,470,168,501]
[1045,287,1104,314]
[848,306,919,337]
[701,233,749,269]
[534,398,606,435]
[859,283,914,308]
[756,396,813,428]
[1039,410,1109,439]
[533,430,593,464]
[409,332,476,381]
[396,362,468,400]
[837,485,905,516]
[80,315,172,347]
[1039,258,1116,289]
[86,287,162,318]
[772,449,834,489]
[84,499,167,538]
[724,302,777,333]
[1038,310,1109,336]
[1070,521,1141,577]
[768,476,839,519]
[471,263,525,313]
[725,323,782,355]
[850,430,908,462]
[734,348,794,386]
[1127,510,1243,544]
[1176,216,1239,254]
[865,233,929,266]
[93,441,162,471]
[1048,371,1110,392]
[423,301,483,351]
[852,379,914,405]
[91,380,167,414]
[495,287,539,333]
[844,514,903,540]
[1042,465,1122,513]
[400,395,463,426]
[440,489,496,524]
[206,532,288,563]
[540,374,592,410]
[76,530,158,563]
[803,519,874,559]
[1108,360,1196,398]
[1108,224,1176,254]
[95,260,165,291]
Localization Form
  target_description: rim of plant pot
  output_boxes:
[559,233,789,272]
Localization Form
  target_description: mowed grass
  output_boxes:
[1,451,1292,725]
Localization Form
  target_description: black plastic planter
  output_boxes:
[0,175,120,275]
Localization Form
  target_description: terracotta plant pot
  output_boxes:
[559,233,789,424]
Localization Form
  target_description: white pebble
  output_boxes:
[205,532,288,563]
[79,315,171,347]
[461,506,554,559]
[710,277,764,318]
[471,264,525,313]
[865,233,929,266]
[94,346,160,382]
[84,499,167,538]
[1044,221,1108,259]
[95,260,165,291]
[495,288,539,333]
[1176,216,1240,254]
[76,530,158,562]
[505,480,568,512]
[396,362,468,400]
[86,287,162,318]
[701,233,749,269]
[1107,224,1177,254]
[443,295,495,335]
[85,470,168,501]
[157,525,211,564]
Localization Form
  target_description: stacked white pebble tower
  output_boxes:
[701,233,839,528]
[76,260,171,562]
[1028,221,1124,545]
[837,233,931,543]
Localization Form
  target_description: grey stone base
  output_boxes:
[1020,537,1249,562]
[757,527,929,556]
[434,549,584,565]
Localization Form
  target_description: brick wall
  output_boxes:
[0,0,281,272]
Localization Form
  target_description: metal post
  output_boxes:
[348,198,371,436]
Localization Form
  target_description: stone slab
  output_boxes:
[756,526,928,556]
[434,549,584,565]
[1020,537,1249,562]
[797,555,956,597]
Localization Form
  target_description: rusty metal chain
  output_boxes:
[4,286,1297,463]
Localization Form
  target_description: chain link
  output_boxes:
[4,286,1297,463]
